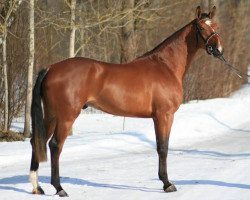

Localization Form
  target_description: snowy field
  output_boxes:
[1,84,250,200]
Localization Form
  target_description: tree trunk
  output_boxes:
[69,0,76,58]
[200,0,209,10]
[79,0,87,57]
[1,0,23,132]
[120,0,136,130]
[2,27,8,132]
[69,0,76,135]
[0,116,2,130]
[120,0,136,63]
[24,0,35,137]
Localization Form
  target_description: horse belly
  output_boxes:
[87,86,153,118]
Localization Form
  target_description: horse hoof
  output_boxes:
[56,189,69,197]
[32,186,45,195]
[163,183,177,192]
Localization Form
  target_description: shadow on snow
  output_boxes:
[169,149,250,158]
[205,112,250,133]
[0,175,249,195]
[174,179,250,189]
[0,175,161,194]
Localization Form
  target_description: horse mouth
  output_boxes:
[212,48,224,58]
[206,46,224,58]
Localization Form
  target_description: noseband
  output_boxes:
[196,19,222,56]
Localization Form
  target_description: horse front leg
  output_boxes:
[153,113,177,192]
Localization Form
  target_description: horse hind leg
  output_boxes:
[29,115,56,195]
[29,148,44,194]
[49,117,75,197]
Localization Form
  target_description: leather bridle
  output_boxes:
[196,19,223,57]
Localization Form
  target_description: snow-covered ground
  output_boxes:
[1,84,250,200]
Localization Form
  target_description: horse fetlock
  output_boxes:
[51,178,61,188]
[158,172,169,183]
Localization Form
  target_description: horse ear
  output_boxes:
[209,6,216,19]
[195,6,202,20]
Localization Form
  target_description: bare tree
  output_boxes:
[68,0,76,135]
[2,25,8,132]
[24,0,34,137]
[0,0,22,132]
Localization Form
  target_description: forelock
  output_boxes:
[200,13,209,20]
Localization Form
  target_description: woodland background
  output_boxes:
[0,0,249,136]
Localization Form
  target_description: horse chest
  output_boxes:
[153,78,183,112]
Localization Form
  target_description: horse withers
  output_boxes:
[29,6,223,196]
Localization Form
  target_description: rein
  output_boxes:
[216,55,250,84]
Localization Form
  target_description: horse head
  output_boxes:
[195,6,224,57]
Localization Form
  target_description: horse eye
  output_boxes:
[200,27,204,30]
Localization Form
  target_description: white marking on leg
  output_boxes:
[29,171,38,189]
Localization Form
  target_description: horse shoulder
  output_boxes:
[151,68,183,115]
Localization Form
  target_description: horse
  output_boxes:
[29,6,223,197]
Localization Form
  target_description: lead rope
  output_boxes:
[216,55,250,85]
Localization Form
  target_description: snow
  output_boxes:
[1,84,250,200]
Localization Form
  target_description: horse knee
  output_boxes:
[157,142,168,157]
[157,146,167,153]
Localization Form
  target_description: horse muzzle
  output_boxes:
[206,45,224,57]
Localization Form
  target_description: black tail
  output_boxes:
[31,69,48,162]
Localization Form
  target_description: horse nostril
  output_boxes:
[208,46,214,53]
[206,45,220,56]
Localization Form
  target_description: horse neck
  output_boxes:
[145,20,199,81]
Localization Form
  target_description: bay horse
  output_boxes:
[29,6,223,197]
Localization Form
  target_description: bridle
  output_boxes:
[196,19,223,57]
[196,19,250,84]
